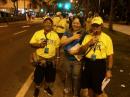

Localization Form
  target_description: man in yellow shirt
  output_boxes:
[80,17,114,97]
[30,17,60,97]
[52,12,61,32]
[55,13,68,38]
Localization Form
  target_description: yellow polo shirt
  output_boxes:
[30,30,60,58]
[82,32,114,59]
[52,16,61,31]
[55,18,67,33]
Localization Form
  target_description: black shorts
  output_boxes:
[34,61,56,84]
[80,58,106,94]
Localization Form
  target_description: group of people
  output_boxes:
[29,11,114,97]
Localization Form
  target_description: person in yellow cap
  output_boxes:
[29,17,60,97]
[52,12,61,32]
[55,13,68,38]
[79,17,114,97]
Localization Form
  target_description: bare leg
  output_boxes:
[88,89,94,97]
[95,92,108,97]
[80,89,89,97]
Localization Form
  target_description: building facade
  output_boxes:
[0,0,31,13]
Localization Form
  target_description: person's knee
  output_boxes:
[73,68,81,80]
[73,75,80,88]
[80,89,89,97]
[73,65,81,76]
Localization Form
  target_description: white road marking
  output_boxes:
[15,72,34,97]
[13,30,27,35]
[0,25,8,27]
[22,25,30,28]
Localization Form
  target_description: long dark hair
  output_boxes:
[69,16,84,32]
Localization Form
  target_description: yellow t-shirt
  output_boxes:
[52,16,61,31]
[55,18,67,33]
[82,32,114,59]
[29,30,60,58]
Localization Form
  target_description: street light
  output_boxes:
[57,2,63,9]
[41,8,44,13]
[64,2,71,10]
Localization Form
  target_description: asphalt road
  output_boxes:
[0,21,43,97]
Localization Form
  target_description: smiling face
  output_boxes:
[72,18,81,32]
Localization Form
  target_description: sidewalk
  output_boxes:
[0,17,43,26]
[104,23,130,35]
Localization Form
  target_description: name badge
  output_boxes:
[91,54,96,61]
[44,47,49,53]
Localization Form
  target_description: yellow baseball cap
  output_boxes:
[91,17,103,25]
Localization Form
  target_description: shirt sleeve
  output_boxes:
[81,35,90,46]
[29,31,40,44]
[55,33,60,48]
[106,37,114,55]
[63,31,72,37]
[63,32,68,36]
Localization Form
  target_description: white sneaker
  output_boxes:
[63,88,70,94]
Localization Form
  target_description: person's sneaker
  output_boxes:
[63,88,69,94]
[44,87,53,96]
[33,88,40,97]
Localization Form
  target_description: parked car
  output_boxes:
[0,11,11,18]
